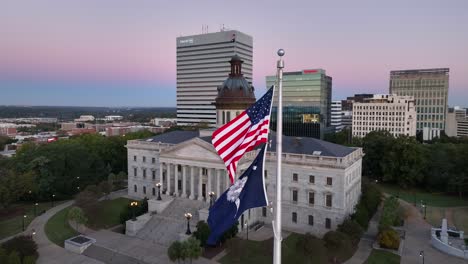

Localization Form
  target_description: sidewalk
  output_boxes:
[344,206,381,264]
[399,200,467,264]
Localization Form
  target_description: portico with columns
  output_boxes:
[127,135,231,204]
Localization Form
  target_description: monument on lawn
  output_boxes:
[441,218,449,244]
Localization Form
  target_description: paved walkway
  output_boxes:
[399,200,467,264]
[344,207,381,264]
[28,201,104,264]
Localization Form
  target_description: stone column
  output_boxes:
[159,162,164,192]
[189,166,195,200]
[167,163,171,196]
[225,170,230,190]
[182,165,187,198]
[207,168,212,201]
[198,167,203,201]
[216,169,221,199]
[174,164,179,196]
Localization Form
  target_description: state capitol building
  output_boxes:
[126,56,363,237]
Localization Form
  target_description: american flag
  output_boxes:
[212,86,274,184]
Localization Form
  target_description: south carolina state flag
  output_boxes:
[206,145,268,245]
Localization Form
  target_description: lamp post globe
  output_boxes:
[209,191,215,208]
[184,213,192,235]
[22,215,27,231]
[156,182,162,201]
[130,201,138,221]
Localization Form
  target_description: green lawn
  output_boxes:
[0,201,63,240]
[364,249,400,264]
[379,184,468,207]
[220,233,354,264]
[84,197,132,229]
[44,206,78,247]
[453,207,468,232]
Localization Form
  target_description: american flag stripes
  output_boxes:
[212,86,274,184]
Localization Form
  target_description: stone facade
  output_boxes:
[126,130,363,237]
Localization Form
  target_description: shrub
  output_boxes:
[2,235,38,261]
[378,229,400,250]
[0,247,7,263]
[338,219,364,243]
[184,237,202,262]
[353,203,370,229]
[379,196,400,230]
[193,221,210,247]
[167,241,184,263]
[23,255,36,264]
[323,231,351,249]
[7,251,21,264]
[295,233,321,256]
[220,221,239,243]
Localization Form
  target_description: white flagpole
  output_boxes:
[273,49,284,264]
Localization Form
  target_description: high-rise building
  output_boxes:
[176,30,253,126]
[446,106,468,137]
[352,94,417,138]
[389,68,449,136]
[331,101,343,132]
[341,94,374,112]
[266,69,332,139]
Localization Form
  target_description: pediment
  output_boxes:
[160,138,222,161]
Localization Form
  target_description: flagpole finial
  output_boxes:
[277,49,285,57]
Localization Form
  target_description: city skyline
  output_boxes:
[1,0,467,107]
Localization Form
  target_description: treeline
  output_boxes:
[328,130,468,197]
[0,131,155,207]
[0,106,176,121]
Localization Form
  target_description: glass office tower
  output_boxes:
[266,69,332,139]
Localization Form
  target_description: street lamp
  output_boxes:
[31,229,36,236]
[51,194,56,207]
[156,182,162,201]
[34,203,38,216]
[130,201,138,221]
[208,191,215,208]
[184,213,192,235]
[419,250,424,264]
[422,203,427,220]
[22,215,27,231]
[244,220,249,240]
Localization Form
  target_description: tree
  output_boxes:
[98,181,113,199]
[193,221,210,246]
[337,219,364,243]
[2,236,38,261]
[167,241,184,263]
[379,196,400,231]
[0,247,7,264]
[323,231,351,249]
[7,251,21,264]
[361,131,395,180]
[68,206,88,232]
[183,237,202,264]
[0,169,34,209]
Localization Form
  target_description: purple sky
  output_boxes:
[1,0,467,107]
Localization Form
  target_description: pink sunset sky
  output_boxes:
[0,0,467,107]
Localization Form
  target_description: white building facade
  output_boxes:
[126,130,363,236]
[352,94,417,138]
[331,101,343,132]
